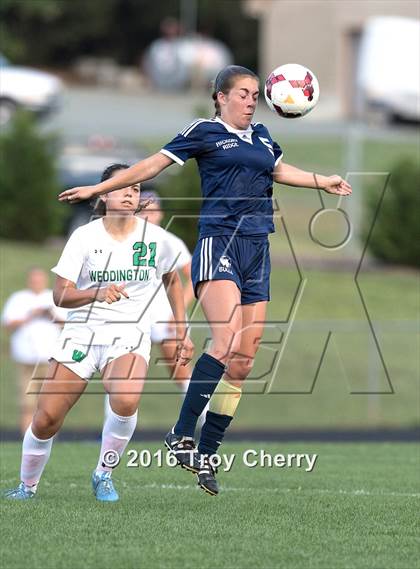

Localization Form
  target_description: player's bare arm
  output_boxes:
[162,270,194,365]
[53,276,129,308]
[167,263,195,335]
[58,153,173,203]
[180,263,195,310]
[274,161,352,196]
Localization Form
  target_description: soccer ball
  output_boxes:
[264,63,320,118]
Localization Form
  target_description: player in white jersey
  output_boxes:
[5,164,193,502]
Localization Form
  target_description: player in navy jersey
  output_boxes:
[60,65,352,495]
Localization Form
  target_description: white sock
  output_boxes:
[20,426,54,492]
[96,407,138,473]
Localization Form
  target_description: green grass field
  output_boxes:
[1,133,419,568]
[1,442,419,569]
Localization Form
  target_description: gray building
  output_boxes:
[245,0,419,116]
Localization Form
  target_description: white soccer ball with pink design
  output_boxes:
[264,63,320,118]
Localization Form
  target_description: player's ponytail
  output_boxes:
[212,91,220,117]
[212,65,259,117]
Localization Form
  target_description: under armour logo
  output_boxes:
[94,249,103,254]
[200,394,211,399]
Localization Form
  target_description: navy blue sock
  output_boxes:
[198,411,233,456]
[174,353,225,438]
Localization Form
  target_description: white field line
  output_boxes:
[1,479,418,498]
[140,482,420,498]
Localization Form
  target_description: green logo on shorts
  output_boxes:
[72,349,86,363]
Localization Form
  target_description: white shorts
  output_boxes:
[150,311,189,344]
[50,335,151,381]
[150,320,173,344]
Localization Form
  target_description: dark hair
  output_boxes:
[92,163,130,217]
[212,65,259,117]
[100,163,130,183]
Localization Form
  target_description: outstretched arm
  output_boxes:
[274,161,352,196]
[58,152,174,203]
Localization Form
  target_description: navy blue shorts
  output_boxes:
[191,235,271,305]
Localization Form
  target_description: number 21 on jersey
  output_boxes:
[132,242,157,267]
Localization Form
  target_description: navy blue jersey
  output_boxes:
[161,118,283,238]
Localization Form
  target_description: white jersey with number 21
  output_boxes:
[52,217,182,345]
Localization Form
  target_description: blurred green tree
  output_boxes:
[157,160,201,252]
[0,112,64,242]
[364,158,420,267]
[0,0,258,71]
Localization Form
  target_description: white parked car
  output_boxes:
[0,53,63,126]
[357,17,420,122]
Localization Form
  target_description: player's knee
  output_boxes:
[210,332,242,364]
[109,395,138,417]
[226,357,254,381]
[32,408,62,437]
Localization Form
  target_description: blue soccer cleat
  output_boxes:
[4,482,36,500]
[91,470,119,502]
